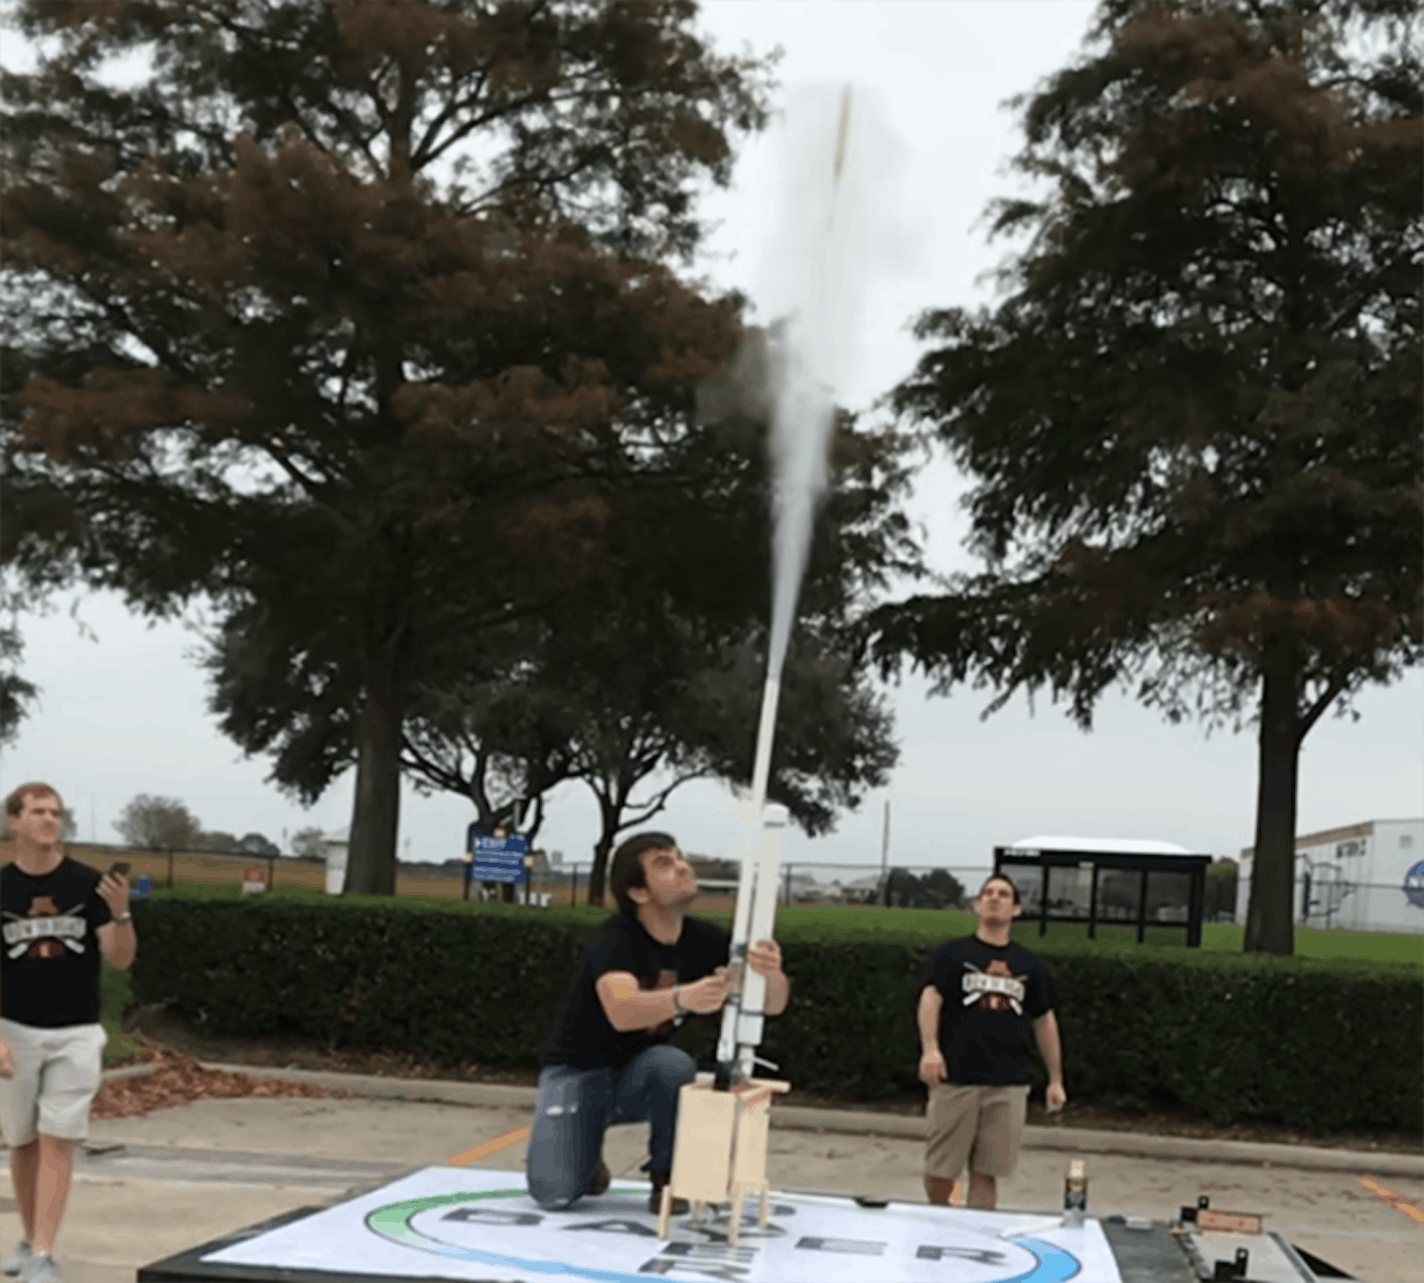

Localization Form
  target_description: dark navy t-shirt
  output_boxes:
[542,914,729,1071]
[1,857,113,1027]
[924,934,1058,1085]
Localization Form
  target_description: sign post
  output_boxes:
[466,826,529,891]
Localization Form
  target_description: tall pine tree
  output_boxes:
[873,0,1421,953]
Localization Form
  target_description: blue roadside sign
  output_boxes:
[467,827,529,884]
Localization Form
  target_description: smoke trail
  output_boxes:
[760,84,872,714]
[766,86,872,675]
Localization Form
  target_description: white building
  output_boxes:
[1236,818,1424,934]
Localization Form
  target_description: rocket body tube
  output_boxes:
[717,676,788,1079]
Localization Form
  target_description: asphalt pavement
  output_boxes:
[0,1063,1417,1283]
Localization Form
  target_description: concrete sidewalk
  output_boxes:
[0,1060,1411,1283]
[185,1059,1424,1179]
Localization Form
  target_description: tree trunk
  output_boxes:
[1243,639,1301,954]
[344,662,403,895]
[588,794,621,908]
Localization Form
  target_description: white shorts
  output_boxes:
[0,1018,107,1146]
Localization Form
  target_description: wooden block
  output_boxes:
[668,1083,737,1203]
[659,1073,795,1241]
[730,1096,771,1189]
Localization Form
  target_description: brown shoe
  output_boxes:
[585,1160,610,1197]
[648,1169,688,1215]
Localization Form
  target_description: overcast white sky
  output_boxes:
[2,1,1420,878]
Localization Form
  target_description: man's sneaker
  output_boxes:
[19,1253,60,1283]
[648,1170,688,1216]
[584,1160,611,1197]
[1,1242,31,1277]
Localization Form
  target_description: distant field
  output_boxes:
[1,841,550,902]
[8,843,1417,966]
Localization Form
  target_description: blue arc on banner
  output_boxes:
[365,1187,1086,1283]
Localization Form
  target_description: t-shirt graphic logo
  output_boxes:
[3,896,88,960]
[962,959,1027,1015]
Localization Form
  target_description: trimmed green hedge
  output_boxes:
[129,893,1422,1131]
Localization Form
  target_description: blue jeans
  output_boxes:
[525,1044,696,1209]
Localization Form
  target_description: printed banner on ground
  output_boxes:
[203,1165,1123,1282]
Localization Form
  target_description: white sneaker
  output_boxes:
[19,1253,59,1283]
[1,1242,31,1277]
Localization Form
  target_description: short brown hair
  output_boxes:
[609,831,679,915]
[4,782,62,818]
[979,872,1021,905]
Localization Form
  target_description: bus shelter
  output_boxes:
[993,837,1212,947]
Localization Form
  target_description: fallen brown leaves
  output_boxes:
[92,1045,338,1120]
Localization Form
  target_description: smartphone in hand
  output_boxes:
[106,861,131,880]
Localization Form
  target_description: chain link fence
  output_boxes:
[16,841,1418,934]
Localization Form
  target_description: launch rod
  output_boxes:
[717,676,784,1079]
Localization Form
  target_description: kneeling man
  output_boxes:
[527,832,789,1213]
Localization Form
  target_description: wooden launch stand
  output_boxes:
[656,1072,791,1246]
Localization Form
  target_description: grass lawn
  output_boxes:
[101,966,141,1064]
[769,904,1422,962]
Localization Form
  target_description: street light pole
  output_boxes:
[880,799,891,908]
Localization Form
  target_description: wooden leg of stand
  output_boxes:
[658,1186,672,1239]
[728,1192,744,1248]
[758,1185,770,1229]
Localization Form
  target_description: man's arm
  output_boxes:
[596,969,732,1032]
[1033,1010,1066,1108]
[97,921,136,971]
[917,985,946,1087]
[97,872,135,971]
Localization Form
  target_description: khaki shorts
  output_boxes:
[0,1019,107,1147]
[925,1082,1029,1180]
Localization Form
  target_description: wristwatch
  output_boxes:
[114,912,133,925]
[671,987,688,1020]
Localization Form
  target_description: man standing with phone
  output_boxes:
[0,783,135,1283]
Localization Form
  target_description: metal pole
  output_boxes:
[880,800,891,908]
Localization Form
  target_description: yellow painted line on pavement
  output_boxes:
[447,1125,531,1167]
[1358,1174,1424,1229]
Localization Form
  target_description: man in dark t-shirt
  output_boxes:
[917,872,1065,1210]
[1,781,135,1283]
[526,832,790,1214]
